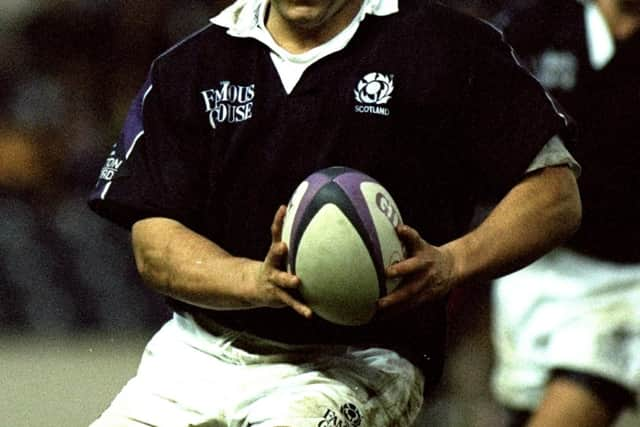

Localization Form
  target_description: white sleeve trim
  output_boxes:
[525,135,581,177]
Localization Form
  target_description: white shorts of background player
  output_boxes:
[491,248,640,410]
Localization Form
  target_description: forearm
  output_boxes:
[131,217,259,310]
[443,165,581,287]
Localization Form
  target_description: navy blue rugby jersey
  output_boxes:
[498,0,640,262]
[89,0,572,383]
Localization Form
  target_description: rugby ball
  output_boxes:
[281,166,405,326]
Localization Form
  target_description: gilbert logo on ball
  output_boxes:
[281,166,405,326]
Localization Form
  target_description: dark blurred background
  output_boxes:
[0,0,235,335]
[0,1,578,426]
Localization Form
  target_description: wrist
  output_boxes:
[439,236,476,289]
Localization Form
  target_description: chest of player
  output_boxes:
[166,37,477,252]
[192,41,468,187]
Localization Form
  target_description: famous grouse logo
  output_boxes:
[318,403,362,427]
[354,72,394,116]
[201,80,255,129]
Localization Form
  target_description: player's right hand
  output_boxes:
[251,205,313,319]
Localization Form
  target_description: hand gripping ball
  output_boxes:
[281,166,405,326]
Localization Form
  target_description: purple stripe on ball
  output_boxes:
[290,171,333,243]
[333,172,384,271]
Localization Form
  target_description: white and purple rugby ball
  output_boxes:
[281,166,405,326]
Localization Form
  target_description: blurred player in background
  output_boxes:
[87,0,581,425]
[491,0,640,426]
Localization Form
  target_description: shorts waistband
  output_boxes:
[188,311,346,356]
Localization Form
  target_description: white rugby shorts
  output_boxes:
[90,313,424,427]
[491,248,640,410]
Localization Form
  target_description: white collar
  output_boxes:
[585,1,615,70]
[211,0,399,38]
[210,0,399,93]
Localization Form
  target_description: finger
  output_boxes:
[270,270,301,289]
[377,280,421,310]
[386,257,425,278]
[377,280,439,313]
[264,241,288,268]
[274,288,313,319]
[396,224,425,254]
[271,205,287,243]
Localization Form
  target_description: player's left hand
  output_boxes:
[377,224,456,315]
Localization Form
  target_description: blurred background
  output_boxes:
[1,1,636,426]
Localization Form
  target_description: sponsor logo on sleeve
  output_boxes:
[98,145,123,181]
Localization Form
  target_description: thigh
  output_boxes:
[90,319,234,427]
[528,375,618,427]
[89,376,226,427]
[240,348,425,427]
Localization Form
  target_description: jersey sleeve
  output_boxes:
[525,135,580,176]
[461,23,576,199]
[88,68,209,228]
